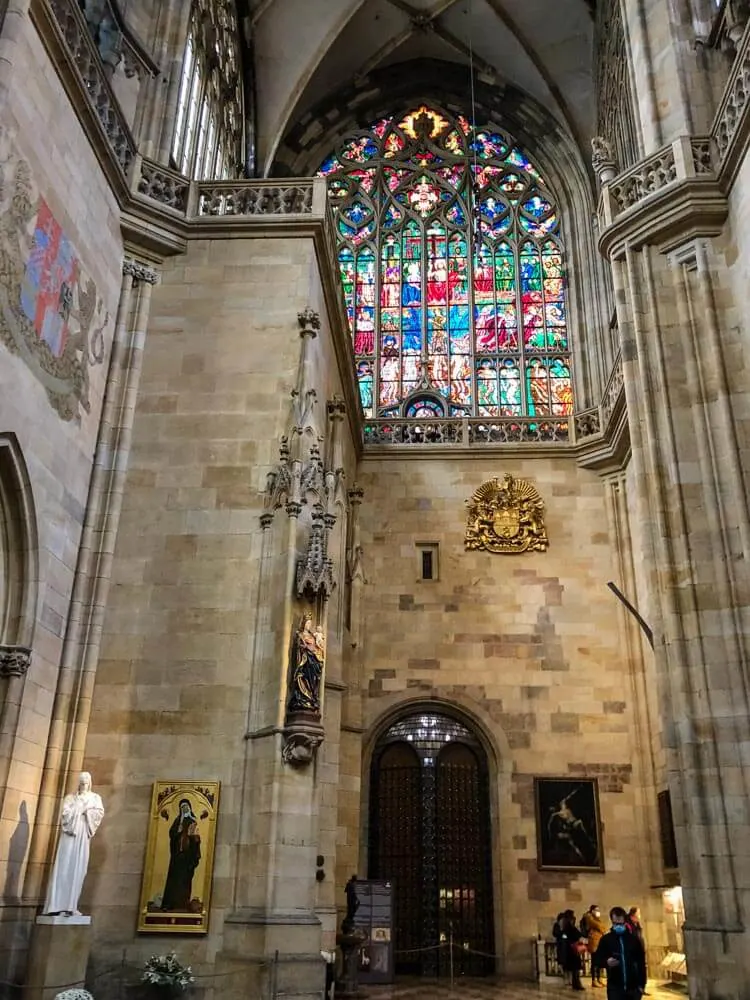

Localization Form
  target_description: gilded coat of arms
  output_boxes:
[465,474,548,554]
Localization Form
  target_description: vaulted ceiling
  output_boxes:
[249,0,596,176]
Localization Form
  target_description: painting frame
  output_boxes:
[137,780,220,935]
[534,777,604,872]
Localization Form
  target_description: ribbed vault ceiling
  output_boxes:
[249,0,596,176]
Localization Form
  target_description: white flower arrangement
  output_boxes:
[142,954,195,992]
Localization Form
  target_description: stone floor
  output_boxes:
[365,980,687,999]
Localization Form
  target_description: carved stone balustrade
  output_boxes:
[712,18,750,184]
[600,351,624,429]
[196,180,319,217]
[574,409,601,440]
[363,416,572,447]
[135,157,189,213]
[599,137,717,226]
[37,0,137,174]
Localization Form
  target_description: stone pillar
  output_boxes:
[217,311,329,1000]
[600,157,750,994]
[621,0,715,149]
[24,916,91,1000]
[25,260,158,901]
[0,0,31,107]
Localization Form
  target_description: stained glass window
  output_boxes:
[171,0,244,180]
[317,105,573,419]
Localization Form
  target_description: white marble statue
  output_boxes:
[43,772,104,916]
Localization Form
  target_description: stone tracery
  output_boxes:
[317,105,574,422]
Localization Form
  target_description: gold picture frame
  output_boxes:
[137,780,220,934]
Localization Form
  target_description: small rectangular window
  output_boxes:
[417,542,439,581]
[658,789,679,871]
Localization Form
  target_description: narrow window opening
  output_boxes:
[417,543,439,581]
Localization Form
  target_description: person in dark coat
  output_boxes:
[627,907,649,995]
[553,912,566,973]
[594,906,647,1000]
[560,909,586,991]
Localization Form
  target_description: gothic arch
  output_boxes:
[274,61,611,408]
[360,694,515,973]
[0,433,38,649]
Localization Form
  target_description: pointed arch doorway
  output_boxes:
[368,711,495,977]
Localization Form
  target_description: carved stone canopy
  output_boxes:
[465,474,548,554]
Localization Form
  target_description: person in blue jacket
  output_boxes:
[594,906,647,1000]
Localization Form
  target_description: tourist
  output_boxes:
[582,904,607,987]
[594,906,647,1000]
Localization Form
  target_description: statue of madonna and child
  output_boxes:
[287,612,325,716]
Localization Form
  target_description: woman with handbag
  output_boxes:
[560,909,586,991]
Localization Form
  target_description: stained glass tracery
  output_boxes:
[317,105,573,419]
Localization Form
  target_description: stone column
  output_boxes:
[218,313,327,1000]
[601,154,750,991]
[25,260,158,901]
[0,0,31,107]
[621,0,715,149]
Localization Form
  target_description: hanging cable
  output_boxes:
[467,0,482,263]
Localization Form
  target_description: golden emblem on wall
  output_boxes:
[465,474,548,554]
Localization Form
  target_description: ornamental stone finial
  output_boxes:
[591,136,617,186]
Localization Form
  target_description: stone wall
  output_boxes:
[343,454,665,977]
[0,4,122,983]
[84,234,358,991]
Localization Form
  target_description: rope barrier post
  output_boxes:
[449,927,454,991]
[270,949,279,1000]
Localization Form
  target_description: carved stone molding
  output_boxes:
[298,308,321,341]
[281,724,325,767]
[591,136,617,186]
[122,258,159,284]
[0,645,32,678]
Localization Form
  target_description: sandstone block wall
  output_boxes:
[343,454,666,976]
[0,7,122,982]
[85,234,357,977]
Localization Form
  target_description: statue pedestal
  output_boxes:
[24,915,91,1000]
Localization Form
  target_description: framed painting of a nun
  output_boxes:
[137,781,220,934]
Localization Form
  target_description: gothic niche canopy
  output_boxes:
[317,105,573,421]
[465,474,548,554]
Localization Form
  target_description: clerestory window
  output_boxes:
[317,104,573,421]
[171,0,244,180]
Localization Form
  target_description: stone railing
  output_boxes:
[45,0,137,173]
[600,15,750,227]
[712,16,750,170]
[135,157,189,212]
[600,350,624,429]
[574,408,601,440]
[125,159,327,221]
[196,180,317,217]
[362,351,627,452]
[600,137,716,225]
[364,417,572,446]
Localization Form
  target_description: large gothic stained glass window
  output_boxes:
[317,106,573,420]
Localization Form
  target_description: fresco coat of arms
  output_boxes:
[0,132,109,420]
[465,474,548,554]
